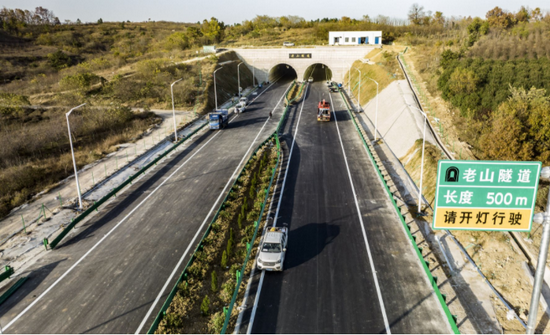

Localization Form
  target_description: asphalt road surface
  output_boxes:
[0,77,294,334]
[247,68,452,333]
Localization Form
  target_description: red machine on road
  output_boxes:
[317,99,331,121]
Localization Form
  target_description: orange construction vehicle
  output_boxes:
[317,99,331,121]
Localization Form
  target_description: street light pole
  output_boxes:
[170,78,183,142]
[252,60,255,87]
[66,103,86,210]
[348,64,351,93]
[353,68,361,112]
[409,104,427,214]
[213,67,223,110]
[527,168,550,334]
[237,62,243,99]
[365,77,379,141]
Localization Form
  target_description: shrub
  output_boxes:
[59,72,100,96]
[237,214,243,230]
[211,271,218,292]
[47,50,71,70]
[227,239,233,257]
[200,295,210,316]
[221,250,228,268]
[208,312,225,334]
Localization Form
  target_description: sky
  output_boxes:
[3,0,549,24]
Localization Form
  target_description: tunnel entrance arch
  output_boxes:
[268,63,297,82]
[303,63,333,83]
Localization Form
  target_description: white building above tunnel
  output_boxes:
[328,31,382,46]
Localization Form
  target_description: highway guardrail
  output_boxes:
[44,120,209,249]
[338,88,460,334]
[147,81,301,334]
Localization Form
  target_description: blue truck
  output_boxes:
[209,109,229,130]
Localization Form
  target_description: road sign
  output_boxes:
[289,53,312,59]
[433,160,541,232]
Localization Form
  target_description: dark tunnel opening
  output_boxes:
[268,64,298,82]
[303,63,332,82]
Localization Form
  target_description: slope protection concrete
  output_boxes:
[355,79,436,159]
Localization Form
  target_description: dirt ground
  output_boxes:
[402,45,550,334]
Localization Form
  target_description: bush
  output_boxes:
[47,50,71,70]
[221,250,228,268]
[226,239,233,257]
[200,295,210,316]
[208,312,225,334]
[211,271,218,292]
[237,214,243,230]
[59,72,100,96]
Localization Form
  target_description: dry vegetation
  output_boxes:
[157,142,277,334]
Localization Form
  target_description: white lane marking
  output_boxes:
[2,120,226,332]
[2,80,283,333]
[234,148,285,333]
[247,84,310,334]
[329,91,391,334]
[134,81,293,334]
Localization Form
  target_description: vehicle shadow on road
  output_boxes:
[285,222,340,270]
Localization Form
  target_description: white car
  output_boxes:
[282,42,294,47]
[235,103,246,113]
[257,226,288,271]
[308,77,313,82]
[239,96,248,106]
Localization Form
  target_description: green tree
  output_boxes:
[211,271,218,292]
[200,295,210,316]
[479,86,550,162]
[47,50,71,69]
[97,18,103,24]
[221,250,228,268]
[448,67,478,95]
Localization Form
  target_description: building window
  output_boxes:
[345,37,349,42]
[352,37,356,42]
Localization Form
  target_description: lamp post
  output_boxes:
[527,167,550,334]
[252,60,255,87]
[170,78,183,142]
[408,104,428,214]
[213,67,223,110]
[355,68,362,110]
[237,62,243,99]
[365,77,379,141]
[348,64,351,93]
[66,103,86,210]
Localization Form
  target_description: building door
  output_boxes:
[334,37,339,44]
[375,37,380,44]
[365,37,369,44]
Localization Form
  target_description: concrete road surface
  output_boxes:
[246,69,452,334]
[0,78,294,334]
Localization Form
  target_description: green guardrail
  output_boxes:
[338,88,460,334]
[219,82,306,333]
[0,277,27,305]
[147,82,300,334]
[0,266,14,283]
[45,120,209,250]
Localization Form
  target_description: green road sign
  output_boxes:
[433,160,541,232]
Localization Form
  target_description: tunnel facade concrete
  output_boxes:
[233,46,379,84]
